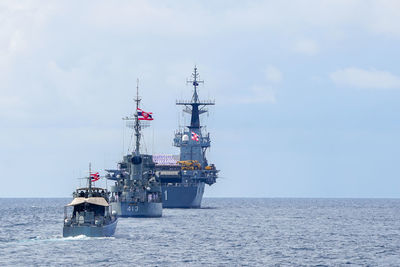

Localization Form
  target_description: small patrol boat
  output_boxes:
[63,165,118,237]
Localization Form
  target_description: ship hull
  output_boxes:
[63,219,118,237]
[161,182,205,208]
[111,201,162,217]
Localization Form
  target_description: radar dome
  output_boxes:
[182,134,189,142]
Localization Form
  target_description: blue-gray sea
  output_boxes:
[0,198,399,266]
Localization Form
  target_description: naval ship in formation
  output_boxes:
[62,66,218,237]
[154,67,219,208]
[105,82,163,217]
[63,164,118,237]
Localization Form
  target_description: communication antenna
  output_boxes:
[186,65,204,103]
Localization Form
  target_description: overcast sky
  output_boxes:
[1,0,400,197]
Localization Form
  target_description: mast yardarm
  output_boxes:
[176,66,214,129]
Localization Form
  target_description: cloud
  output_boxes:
[219,65,281,105]
[220,65,282,105]
[369,0,400,37]
[330,67,400,89]
[265,65,283,83]
[51,1,400,41]
[231,86,276,104]
[293,39,319,55]
[1,0,400,198]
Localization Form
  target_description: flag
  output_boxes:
[137,108,153,121]
[91,172,100,182]
[191,131,199,141]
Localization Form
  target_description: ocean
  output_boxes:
[0,198,399,266]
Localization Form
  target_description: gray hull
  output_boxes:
[111,201,162,217]
[63,219,118,237]
[162,182,204,208]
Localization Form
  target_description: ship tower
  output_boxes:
[155,66,219,208]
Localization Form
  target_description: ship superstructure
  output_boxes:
[154,67,219,208]
[105,81,162,217]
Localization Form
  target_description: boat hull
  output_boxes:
[63,219,118,237]
[111,201,162,217]
[161,182,204,208]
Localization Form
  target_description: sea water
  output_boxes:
[0,198,399,266]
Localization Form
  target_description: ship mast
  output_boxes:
[134,79,141,155]
[175,66,215,163]
[190,66,201,104]
[88,163,92,195]
[177,66,214,129]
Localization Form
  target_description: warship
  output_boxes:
[105,81,162,217]
[63,164,118,237]
[154,67,219,208]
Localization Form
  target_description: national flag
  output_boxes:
[137,108,153,121]
[90,172,100,182]
[191,131,199,141]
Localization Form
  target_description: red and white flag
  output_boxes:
[191,131,199,141]
[137,108,153,121]
[90,172,100,182]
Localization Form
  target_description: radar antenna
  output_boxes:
[186,66,204,103]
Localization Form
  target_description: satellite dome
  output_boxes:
[182,134,189,142]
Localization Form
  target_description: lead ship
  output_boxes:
[105,82,162,217]
[155,67,219,208]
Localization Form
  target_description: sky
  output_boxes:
[1,0,400,197]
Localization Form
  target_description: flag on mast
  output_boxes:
[137,108,153,121]
[90,172,100,182]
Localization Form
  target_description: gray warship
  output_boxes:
[154,67,219,208]
[105,82,162,217]
[63,165,118,237]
